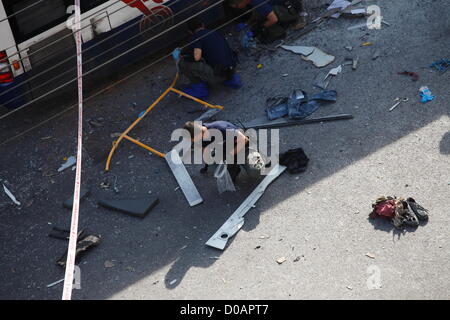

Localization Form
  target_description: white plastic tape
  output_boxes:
[62,0,83,301]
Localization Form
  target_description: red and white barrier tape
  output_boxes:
[62,0,83,301]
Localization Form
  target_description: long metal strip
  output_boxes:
[206,164,286,250]
[165,149,203,207]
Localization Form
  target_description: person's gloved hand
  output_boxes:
[235,22,248,32]
[419,86,435,103]
[172,48,181,62]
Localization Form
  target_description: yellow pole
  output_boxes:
[105,82,174,170]
[105,73,224,171]
[122,135,166,158]
[170,88,224,110]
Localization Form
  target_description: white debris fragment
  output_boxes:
[3,184,21,206]
[104,260,115,268]
[327,0,351,18]
[46,278,64,288]
[276,257,287,264]
[301,48,335,67]
[58,156,76,172]
[169,279,177,285]
[328,65,342,76]
[366,253,376,259]
[281,45,314,56]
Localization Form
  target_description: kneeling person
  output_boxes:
[228,0,306,43]
[184,120,249,182]
[178,18,242,99]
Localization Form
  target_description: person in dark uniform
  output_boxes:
[183,120,249,182]
[228,0,307,43]
[175,18,242,99]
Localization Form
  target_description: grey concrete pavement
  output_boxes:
[0,0,449,300]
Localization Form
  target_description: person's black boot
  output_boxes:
[200,164,209,174]
[228,165,241,183]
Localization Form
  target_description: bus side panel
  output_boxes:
[83,0,225,79]
[0,0,225,110]
[0,0,26,109]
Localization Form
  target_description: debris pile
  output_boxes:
[266,89,337,121]
[370,196,429,229]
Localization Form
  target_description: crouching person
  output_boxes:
[183,120,254,183]
[175,18,243,99]
[228,0,307,43]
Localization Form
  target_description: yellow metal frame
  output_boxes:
[105,73,224,171]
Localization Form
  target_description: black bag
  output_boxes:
[279,148,309,173]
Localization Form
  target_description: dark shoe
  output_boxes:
[403,209,419,227]
[291,20,306,30]
[200,165,208,174]
[406,197,429,221]
[229,165,241,183]
[182,82,209,99]
[291,16,307,30]
[401,200,419,227]
[223,73,243,89]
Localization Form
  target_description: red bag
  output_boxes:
[370,200,396,219]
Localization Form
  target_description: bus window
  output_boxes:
[81,0,109,13]
[4,0,72,43]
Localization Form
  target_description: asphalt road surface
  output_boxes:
[0,0,449,300]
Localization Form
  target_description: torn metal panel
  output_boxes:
[301,47,335,68]
[206,164,287,250]
[327,0,351,18]
[282,45,335,68]
[165,149,203,207]
[281,45,314,56]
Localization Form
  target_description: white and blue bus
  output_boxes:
[0,0,225,110]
